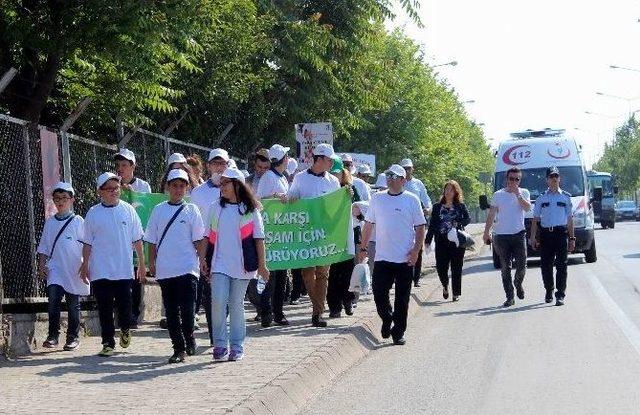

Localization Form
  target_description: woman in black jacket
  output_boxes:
[426,180,470,302]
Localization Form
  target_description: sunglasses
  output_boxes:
[385,173,401,180]
[507,177,521,182]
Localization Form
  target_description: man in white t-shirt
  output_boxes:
[80,172,146,357]
[256,144,291,327]
[288,143,341,327]
[358,164,426,345]
[144,169,207,363]
[483,166,532,307]
[189,147,230,345]
[400,158,432,288]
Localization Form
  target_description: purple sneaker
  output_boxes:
[228,349,244,361]
[213,347,228,362]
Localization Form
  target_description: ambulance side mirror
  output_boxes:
[593,188,603,202]
[479,195,490,210]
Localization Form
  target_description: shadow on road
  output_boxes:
[434,301,552,317]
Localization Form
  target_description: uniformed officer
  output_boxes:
[529,166,575,306]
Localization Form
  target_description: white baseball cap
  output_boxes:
[313,143,336,158]
[167,152,187,166]
[356,164,372,176]
[208,148,230,162]
[268,144,290,161]
[399,158,413,168]
[52,181,75,196]
[241,169,251,178]
[286,158,299,175]
[385,164,407,178]
[114,148,136,164]
[374,173,388,189]
[221,167,246,183]
[96,172,121,189]
[340,153,353,162]
[167,169,189,183]
[227,159,238,169]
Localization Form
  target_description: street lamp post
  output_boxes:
[595,91,639,116]
[609,65,640,73]
[433,60,458,68]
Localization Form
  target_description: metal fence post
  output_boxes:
[21,125,38,300]
[60,131,72,184]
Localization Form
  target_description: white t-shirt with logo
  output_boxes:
[256,169,289,199]
[190,180,220,234]
[37,215,89,295]
[125,177,152,193]
[491,188,531,235]
[211,204,265,280]
[144,202,204,280]
[80,201,144,281]
[287,169,341,199]
[365,190,427,263]
[352,177,371,202]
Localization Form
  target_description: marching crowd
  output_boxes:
[37,141,575,364]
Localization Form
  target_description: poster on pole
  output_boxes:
[343,153,376,175]
[295,122,333,170]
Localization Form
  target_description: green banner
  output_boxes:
[121,188,354,270]
[262,187,354,270]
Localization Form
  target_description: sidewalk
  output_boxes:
[0,225,484,415]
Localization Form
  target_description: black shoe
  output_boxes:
[381,321,392,339]
[452,295,459,302]
[556,298,565,306]
[545,290,553,303]
[393,337,406,346]
[261,318,273,328]
[42,337,59,348]
[503,299,515,307]
[344,303,354,316]
[186,343,196,356]
[414,281,421,288]
[63,338,79,351]
[443,288,449,300]
[312,315,328,327]
[253,314,261,322]
[329,311,341,318]
[274,316,290,326]
[168,351,186,363]
[159,318,168,329]
[516,285,525,300]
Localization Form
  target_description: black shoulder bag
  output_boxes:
[49,215,76,258]
[157,204,186,250]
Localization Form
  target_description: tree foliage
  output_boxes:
[593,117,640,195]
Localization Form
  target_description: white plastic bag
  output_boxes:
[349,258,371,294]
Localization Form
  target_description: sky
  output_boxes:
[390,0,640,167]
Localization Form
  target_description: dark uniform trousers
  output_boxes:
[540,227,568,299]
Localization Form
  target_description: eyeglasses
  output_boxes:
[507,177,521,182]
[101,186,120,192]
[53,196,71,202]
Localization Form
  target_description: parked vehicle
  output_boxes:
[587,171,617,229]
[480,128,597,268]
[614,200,640,221]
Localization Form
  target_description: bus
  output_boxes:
[587,171,616,229]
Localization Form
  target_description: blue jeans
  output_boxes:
[47,284,80,342]
[211,273,250,352]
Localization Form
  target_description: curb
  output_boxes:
[231,228,485,415]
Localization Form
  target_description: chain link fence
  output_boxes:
[0,114,215,304]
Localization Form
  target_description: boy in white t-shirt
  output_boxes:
[80,172,146,357]
[144,169,207,363]
[37,182,89,351]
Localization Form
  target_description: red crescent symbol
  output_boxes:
[502,145,530,165]
[548,146,571,159]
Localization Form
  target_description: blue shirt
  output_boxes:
[405,178,432,210]
[533,188,573,228]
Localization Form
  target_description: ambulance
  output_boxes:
[481,128,597,268]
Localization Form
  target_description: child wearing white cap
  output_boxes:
[114,148,152,193]
[144,169,207,363]
[37,182,88,351]
[79,172,146,357]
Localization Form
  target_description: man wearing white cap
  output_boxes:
[256,144,291,327]
[114,148,151,326]
[189,147,230,344]
[114,148,152,193]
[358,164,426,346]
[400,158,432,287]
[80,172,146,356]
[144,169,207,363]
[37,182,88,351]
[352,164,372,202]
[288,143,341,327]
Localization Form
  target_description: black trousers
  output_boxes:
[435,237,465,296]
[93,279,132,348]
[372,261,413,340]
[47,284,80,342]
[260,269,288,321]
[327,259,355,313]
[158,274,198,353]
[290,268,307,301]
[413,235,428,284]
[493,232,527,300]
[540,228,568,299]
